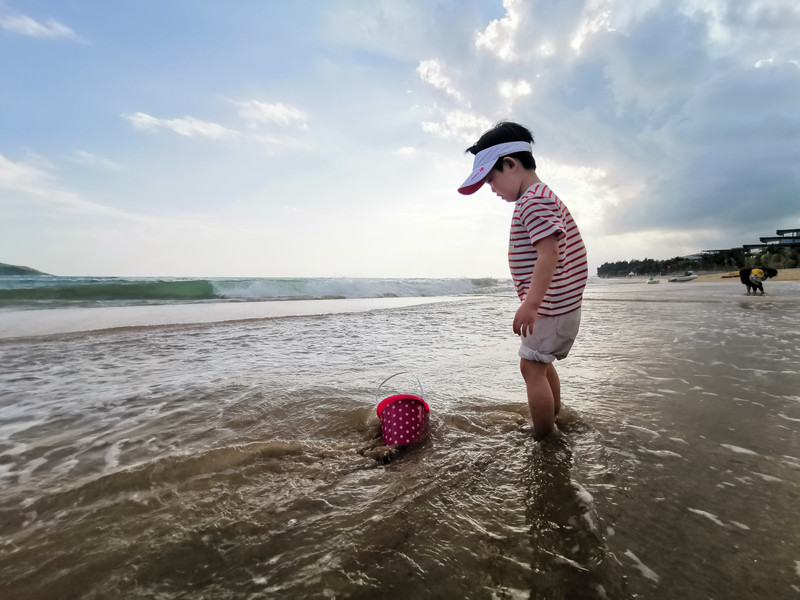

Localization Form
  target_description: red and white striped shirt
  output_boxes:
[508,183,588,316]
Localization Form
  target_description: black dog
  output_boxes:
[739,267,778,293]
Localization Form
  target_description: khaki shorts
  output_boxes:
[519,308,581,364]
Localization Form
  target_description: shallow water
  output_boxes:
[1,281,799,599]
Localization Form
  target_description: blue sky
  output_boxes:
[1,0,798,277]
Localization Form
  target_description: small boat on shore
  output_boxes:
[668,271,698,282]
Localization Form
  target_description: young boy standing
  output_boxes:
[458,122,588,440]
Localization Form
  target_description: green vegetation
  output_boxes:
[597,246,800,278]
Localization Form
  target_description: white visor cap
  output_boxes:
[458,141,533,195]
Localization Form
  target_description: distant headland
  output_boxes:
[0,262,51,276]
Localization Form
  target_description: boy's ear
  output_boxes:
[504,158,515,169]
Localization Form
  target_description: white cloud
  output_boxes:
[539,42,556,57]
[679,0,800,65]
[537,159,616,229]
[417,59,464,102]
[421,111,493,144]
[67,151,123,171]
[0,14,79,40]
[394,147,417,157]
[0,153,271,238]
[122,112,239,139]
[0,153,131,218]
[236,101,309,129]
[250,134,317,155]
[570,0,614,53]
[498,79,532,101]
[475,0,522,62]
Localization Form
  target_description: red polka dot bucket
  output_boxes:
[375,372,430,446]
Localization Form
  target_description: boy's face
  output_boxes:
[484,160,521,203]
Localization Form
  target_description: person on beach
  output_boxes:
[458,122,588,440]
[739,266,778,293]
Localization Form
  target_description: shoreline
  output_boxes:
[613,268,800,283]
[0,296,459,340]
[692,267,800,283]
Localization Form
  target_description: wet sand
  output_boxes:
[3,281,799,598]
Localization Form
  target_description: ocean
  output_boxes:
[1,276,799,599]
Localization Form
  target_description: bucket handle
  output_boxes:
[374,372,425,404]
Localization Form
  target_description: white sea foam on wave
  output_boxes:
[573,482,600,533]
[781,455,800,468]
[554,553,588,571]
[104,439,126,470]
[721,444,759,456]
[640,448,682,458]
[751,472,783,482]
[730,521,750,530]
[0,462,15,482]
[688,508,726,527]
[624,550,660,583]
[629,425,660,437]
[212,277,510,300]
[51,457,79,476]
[0,418,46,439]
[17,457,48,483]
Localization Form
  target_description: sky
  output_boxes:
[1,0,799,278]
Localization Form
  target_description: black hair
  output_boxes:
[466,121,536,171]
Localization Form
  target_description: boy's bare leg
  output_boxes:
[546,362,561,417]
[520,358,557,440]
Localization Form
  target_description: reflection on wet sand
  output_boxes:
[526,434,625,599]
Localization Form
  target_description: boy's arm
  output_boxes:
[513,233,559,337]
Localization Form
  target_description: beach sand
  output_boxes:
[693,267,800,283]
[624,267,800,283]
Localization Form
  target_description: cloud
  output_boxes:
[417,59,464,102]
[250,134,318,155]
[571,0,615,53]
[122,103,314,154]
[0,153,266,236]
[414,0,800,266]
[0,13,79,40]
[421,110,493,144]
[0,153,132,218]
[475,0,523,62]
[235,100,309,129]
[394,147,416,158]
[122,112,239,139]
[498,79,532,101]
[67,151,123,171]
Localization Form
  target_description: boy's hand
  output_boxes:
[513,302,538,337]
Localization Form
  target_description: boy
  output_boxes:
[458,122,588,440]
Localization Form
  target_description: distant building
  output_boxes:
[704,228,800,254]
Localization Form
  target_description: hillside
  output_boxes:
[0,262,50,276]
